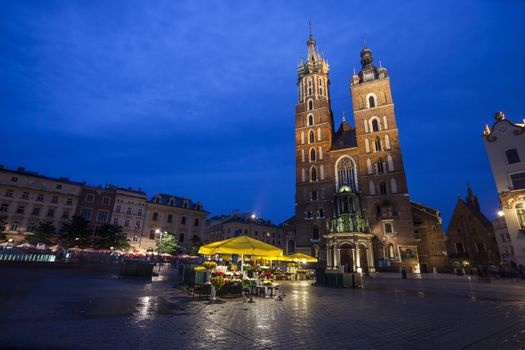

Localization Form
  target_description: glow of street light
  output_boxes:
[155,229,161,234]
[251,214,256,219]
[497,210,504,217]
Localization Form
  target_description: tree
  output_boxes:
[157,233,178,255]
[0,215,7,241]
[60,215,93,248]
[26,222,55,245]
[93,224,129,250]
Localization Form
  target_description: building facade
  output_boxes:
[411,201,449,272]
[75,185,116,233]
[110,188,147,248]
[446,186,500,269]
[143,194,208,252]
[492,216,513,266]
[292,30,421,271]
[0,166,81,236]
[206,211,284,250]
[483,111,525,266]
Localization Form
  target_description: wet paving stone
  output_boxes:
[2,267,525,349]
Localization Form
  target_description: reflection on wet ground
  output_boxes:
[2,266,525,349]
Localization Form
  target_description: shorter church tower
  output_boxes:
[349,44,419,270]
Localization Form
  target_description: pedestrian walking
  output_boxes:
[401,266,407,279]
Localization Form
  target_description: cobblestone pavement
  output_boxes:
[2,267,525,349]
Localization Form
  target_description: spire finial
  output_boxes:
[353,67,356,75]
[362,36,366,48]
[341,111,346,122]
[379,59,383,68]
[309,19,312,39]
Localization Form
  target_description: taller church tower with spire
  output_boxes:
[290,28,421,272]
[294,26,335,258]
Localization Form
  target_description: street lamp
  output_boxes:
[497,210,504,217]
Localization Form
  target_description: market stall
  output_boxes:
[197,236,284,299]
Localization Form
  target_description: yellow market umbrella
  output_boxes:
[286,252,318,263]
[198,236,283,271]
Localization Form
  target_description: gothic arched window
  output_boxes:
[310,148,316,161]
[309,130,315,143]
[311,167,318,182]
[307,114,314,126]
[375,137,382,152]
[372,119,380,132]
[379,182,387,194]
[336,156,357,191]
[369,95,376,108]
[313,226,319,240]
[308,100,314,110]
[377,159,385,174]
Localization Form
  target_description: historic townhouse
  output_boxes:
[110,188,147,248]
[288,29,445,272]
[75,184,116,233]
[206,211,284,250]
[144,194,208,251]
[0,166,81,236]
[483,112,525,266]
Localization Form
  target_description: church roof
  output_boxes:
[331,120,357,150]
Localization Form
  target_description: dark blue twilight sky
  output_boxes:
[1,1,524,227]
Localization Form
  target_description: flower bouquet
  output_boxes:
[203,261,217,270]
[209,276,225,290]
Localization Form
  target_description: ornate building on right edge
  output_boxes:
[289,29,446,273]
[483,111,525,267]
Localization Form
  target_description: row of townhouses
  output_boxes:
[0,166,208,251]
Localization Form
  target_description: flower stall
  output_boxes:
[197,236,285,298]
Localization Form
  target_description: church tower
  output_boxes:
[294,26,335,256]
[350,45,418,267]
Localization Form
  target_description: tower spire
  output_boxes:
[306,19,317,62]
